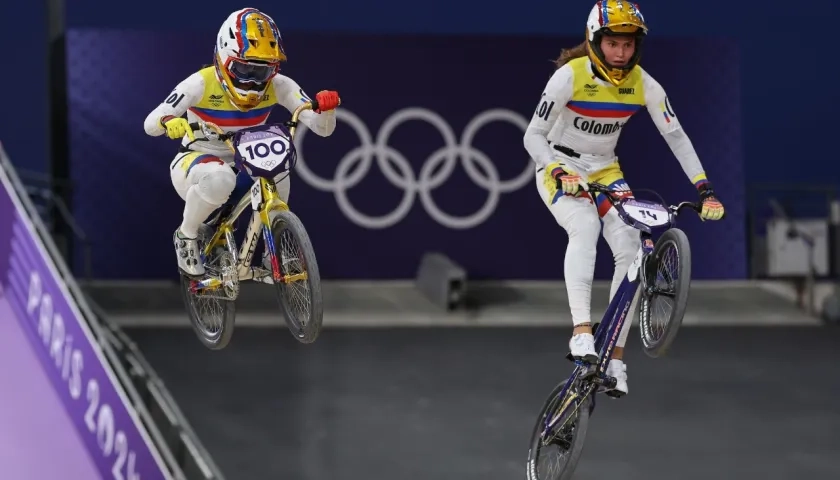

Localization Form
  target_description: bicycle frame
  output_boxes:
[543,186,691,434]
[193,101,316,289]
[544,237,651,433]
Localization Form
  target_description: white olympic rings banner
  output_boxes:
[292,107,533,229]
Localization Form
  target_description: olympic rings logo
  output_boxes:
[293,107,533,229]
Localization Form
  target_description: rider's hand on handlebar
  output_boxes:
[159,116,195,142]
[314,90,340,113]
[547,163,582,196]
[697,182,725,221]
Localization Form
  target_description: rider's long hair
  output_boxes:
[553,40,588,69]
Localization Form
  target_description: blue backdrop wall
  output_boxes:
[4,1,832,280]
[65,31,743,280]
[1,2,50,175]
[60,0,835,188]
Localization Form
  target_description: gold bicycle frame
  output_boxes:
[193,100,321,287]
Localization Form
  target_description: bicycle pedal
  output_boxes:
[596,374,617,388]
[605,389,625,399]
[567,352,599,364]
[179,268,205,280]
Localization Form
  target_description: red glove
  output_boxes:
[314,90,340,113]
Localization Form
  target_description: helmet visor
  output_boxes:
[227,58,277,84]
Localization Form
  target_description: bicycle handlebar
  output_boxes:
[584,182,704,217]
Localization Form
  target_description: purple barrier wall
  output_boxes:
[0,144,172,479]
[66,31,744,281]
[0,296,100,478]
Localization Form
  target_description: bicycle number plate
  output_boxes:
[622,199,669,226]
[233,125,295,178]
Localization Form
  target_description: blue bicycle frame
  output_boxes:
[542,183,689,434]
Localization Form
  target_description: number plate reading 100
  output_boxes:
[237,137,290,172]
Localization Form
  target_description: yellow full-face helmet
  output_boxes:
[585,1,648,86]
[214,8,287,111]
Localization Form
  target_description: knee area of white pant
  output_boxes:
[567,213,602,243]
[197,168,236,205]
[614,228,640,263]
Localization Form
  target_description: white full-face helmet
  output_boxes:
[214,8,287,110]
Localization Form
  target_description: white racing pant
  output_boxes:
[169,151,290,238]
[535,167,640,348]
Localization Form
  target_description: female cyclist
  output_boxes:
[522,0,724,396]
[143,8,340,277]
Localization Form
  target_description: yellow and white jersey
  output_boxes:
[144,66,335,160]
[524,56,708,187]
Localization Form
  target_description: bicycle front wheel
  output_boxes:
[526,378,592,480]
[638,227,692,358]
[267,209,324,344]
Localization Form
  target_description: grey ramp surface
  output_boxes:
[88,281,819,327]
[0,296,100,479]
[125,326,840,480]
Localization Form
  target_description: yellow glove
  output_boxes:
[159,116,195,142]
[543,162,582,203]
[697,183,725,221]
[700,197,724,221]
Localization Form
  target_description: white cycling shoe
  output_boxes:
[569,333,598,364]
[174,229,205,277]
[605,359,629,397]
[569,333,629,397]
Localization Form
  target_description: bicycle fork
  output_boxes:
[252,177,308,286]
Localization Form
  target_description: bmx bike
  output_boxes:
[525,182,712,480]
[177,101,329,350]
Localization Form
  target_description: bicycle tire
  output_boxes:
[526,378,592,480]
[638,227,692,358]
[179,225,237,350]
[269,209,324,344]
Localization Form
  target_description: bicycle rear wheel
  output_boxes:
[638,227,692,358]
[179,225,238,350]
[268,210,323,344]
[526,377,593,480]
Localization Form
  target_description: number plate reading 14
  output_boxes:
[623,199,669,226]
[237,137,291,172]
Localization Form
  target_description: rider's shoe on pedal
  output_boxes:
[569,332,598,363]
[174,229,205,277]
[605,359,628,397]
